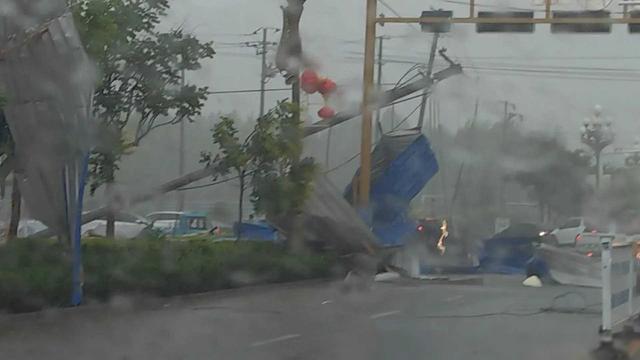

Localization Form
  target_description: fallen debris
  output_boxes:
[523,275,542,288]
[374,272,401,282]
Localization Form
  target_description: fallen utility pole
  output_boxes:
[30,62,462,239]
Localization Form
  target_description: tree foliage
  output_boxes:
[202,102,317,227]
[74,0,215,193]
[201,116,253,239]
[249,102,317,218]
[509,135,591,218]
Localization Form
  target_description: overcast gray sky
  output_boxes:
[112,0,640,214]
[165,0,638,146]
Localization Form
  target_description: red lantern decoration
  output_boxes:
[318,78,337,95]
[318,106,336,119]
[300,69,320,94]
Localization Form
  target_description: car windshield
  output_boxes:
[559,218,582,229]
[148,213,181,222]
[188,217,207,230]
[3,1,639,359]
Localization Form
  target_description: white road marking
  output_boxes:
[321,300,333,305]
[250,334,301,347]
[445,295,464,302]
[370,310,401,319]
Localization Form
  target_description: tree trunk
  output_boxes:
[106,182,115,239]
[288,212,306,255]
[236,171,245,241]
[8,175,21,241]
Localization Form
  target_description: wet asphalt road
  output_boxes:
[0,276,602,360]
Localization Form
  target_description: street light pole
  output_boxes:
[581,105,614,190]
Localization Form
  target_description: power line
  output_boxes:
[469,69,640,82]
[208,88,290,95]
[377,0,422,32]
[389,92,432,107]
[392,102,423,130]
[325,152,361,173]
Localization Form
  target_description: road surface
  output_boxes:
[0,275,602,360]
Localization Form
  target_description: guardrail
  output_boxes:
[601,235,639,339]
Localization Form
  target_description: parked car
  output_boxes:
[15,219,48,238]
[5,212,151,240]
[146,211,211,236]
[83,212,151,239]
[546,217,610,246]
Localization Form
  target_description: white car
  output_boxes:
[16,219,48,238]
[549,217,609,246]
[78,212,150,239]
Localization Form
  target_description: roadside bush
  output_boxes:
[0,237,336,313]
[0,239,71,312]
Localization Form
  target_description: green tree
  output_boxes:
[201,116,253,240]
[201,102,317,251]
[74,0,215,238]
[249,102,317,253]
[510,136,591,221]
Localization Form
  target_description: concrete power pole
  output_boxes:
[177,69,186,211]
[259,28,268,118]
[247,27,279,118]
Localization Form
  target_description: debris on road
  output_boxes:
[523,275,542,288]
[374,272,401,282]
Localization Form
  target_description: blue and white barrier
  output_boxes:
[601,235,639,335]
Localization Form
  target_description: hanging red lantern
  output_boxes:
[300,69,320,94]
[318,106,336,119]
[318,78,337,95]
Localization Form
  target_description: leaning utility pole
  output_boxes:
[374,35,388,140]
[417,32,440,130]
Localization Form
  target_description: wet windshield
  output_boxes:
[2,1,640,359]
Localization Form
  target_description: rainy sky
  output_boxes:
[164,0,640,148]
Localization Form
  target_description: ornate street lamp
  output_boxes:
[580,105,615,189]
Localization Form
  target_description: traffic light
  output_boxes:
[476,11,535,33]
[420,10,453,33]
[551,10,611,33]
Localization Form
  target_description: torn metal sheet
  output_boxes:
[535,244,601,288]
[0,0,96,236]
[271,174,379,254]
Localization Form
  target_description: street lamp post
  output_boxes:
[581,105,614,190]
